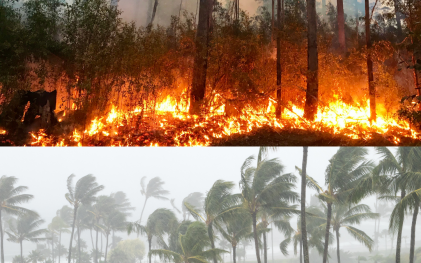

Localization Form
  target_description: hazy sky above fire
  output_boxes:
[2,146,420,260]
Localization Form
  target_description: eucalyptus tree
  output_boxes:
[65,174,104,263]
[239,151,299,263]
[0,176,35,263]
[149,221,226,263]
[329,204,378,263]
[139,177,169,223]
[185,180,239,263]
[306,147,373,263]
[127,208,178,263]
[5,213,48,263]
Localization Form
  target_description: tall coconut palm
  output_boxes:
[56,207,72,263]
[184,180,240,263]
[329,204,378,263]
[139,177,169,223]
[128,208,178,263]
[149,221,226,263]
[49,216,69,263]
[239,151,299,263]
[98,210,126,263]
[5,213,47,263]
[300,146,309,263]
[0,176,35,263]
[306,147,373,263]
[65,174,104,263]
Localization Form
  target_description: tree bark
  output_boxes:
[409,199,419,263]
[365,0,376,122]
[252,213,262,263]
[337,0,346,54]
[95,228,99,263]
[190,0,213,115]
[301,147,309,263]
[304,0,319,120]
[299,238,302,263]
[59,231,61,263]
[207,223,217,263]
[263,231,267,263]
[0,209,4,263]
[275,0,282,118]
[322,203,332,263]
[396,189,406,263]
[148,0,159,27]
[139,198,148,223]
[105,234,109,263]
[233,246,236,263]
[77,227,81,263]
[148,238,152,263]
[52,232,55,263]
[68,206,78,263]
[336,229,341,263]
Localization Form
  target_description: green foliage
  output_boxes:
[108,239,145,263]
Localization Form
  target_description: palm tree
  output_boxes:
[300,146,309,263]
[149,221,226,263]
[65,174,104,263]
[239,150,299,263]
[49,216,69,263]
[329,204,378,263]
[98,210,126,263]
[306,147,372,263]
[139,177,169,223]
[27,250,44,263]
[184,180,239,263]
[170,192,204,221]
[0,176,35,263]
[5,213,48,263]
[56,206,72,263]
[128,208,178,263]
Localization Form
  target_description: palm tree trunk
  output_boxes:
[207,223,217,263]
[299,239,302,263]
[233,246,236,263]
[301,146,309,263]
[0,209,4,263]
[95,228,99,263]
[263,231,267,263]
[139,199,148,223]
[337,0,345,54]
[322,203,332,263]
[68,206,78,263]
[104,234,109,263]
[148,238,152,263]
[271,222,274,263]
[148,0,159,27]
[409,199,419,263]
[396,189,406,263]
[90,228,94,250]
[20,240,23,263]
[52,232,55,263]
[252,213,262,263]
[303,0,319,120]
[77,227,81,263]
[59,231,61,263]
[100,232,103,262]
[336,229,340,263]
[275,0,282,118]
[365,0,375,121]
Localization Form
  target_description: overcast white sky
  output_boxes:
[1,147,418,261]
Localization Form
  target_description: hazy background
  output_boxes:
[0,147,418,262]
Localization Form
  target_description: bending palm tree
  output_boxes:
[185,180,239,263]
[240,150,299,263]
[139,177,169,223]
[128,208,178,263]
[65,174,104,263]
[150,221,226,263]
[5,213,47,263]
[0,176,35,263]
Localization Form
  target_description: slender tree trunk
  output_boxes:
[275,0,282,118]
[90,228,94,250]
[300,239,302,263]
[146,0,153,25]
[252,213,261,263]
[77,227,81,263]
[148,0,159,26]
[337,0,346,54]
[365,0,376,122]
[59,231,62,263]
[263,231,267,263]
[139,199,148,223]
[271,0,274,41]
[100,232,103,262]
[190,0,213,115]
[20,240,23,263]
[304,0,319,120]
[336,229,340,263]
[95,228,99,263]
[68,206,78,263]
[207,223,217,263]
[233,246,236,263]
[52,232,55,263]
[409,199,419,263]
[271,222,274,263]
[396,189,406,263]
[148,239,152,263]
[104,234,109,263]
[301,147,309,263]
[322,203,332,263]
[0,209,4,263]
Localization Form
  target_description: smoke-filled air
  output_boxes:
[0,147,421,263]
[0,0,420,146]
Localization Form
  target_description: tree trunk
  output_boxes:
[77,227,81,263]
[365,0,376,122]
[207,223,217,263]
[95,228,99,263]
[252,213,261,263]
[303,0,319,120]
[336,229,340,263]
[271,222,274,263]
[393,0,402,38]
[20,240,23,263]
[100,232,103,263]
[322,203,332,263]
[148,0,159,27]
[190,0,213,115]
[233,246,236,263]
[301,147,309,263]
[409,199,419,263]
[59,231,61,263]
[146,0,153,25]
[139,199,148,223]
[396,189,406,263]
[271,0,274,41]
[90,228,94,251]
[68,206,78,263]
[105,234,109,263]
[337,0,346,54]
[0,209,4,263]
[275,0,282,118]
[263,231,267,263]
[148,239,152,263]
[300,238,302,263]
[52,232,55,263]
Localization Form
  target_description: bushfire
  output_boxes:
[25,94,420,146]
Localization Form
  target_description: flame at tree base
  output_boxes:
[25,95,421,146]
